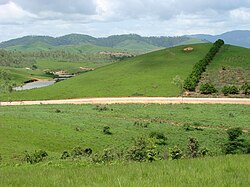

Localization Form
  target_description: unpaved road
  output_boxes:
[0,97,250,106]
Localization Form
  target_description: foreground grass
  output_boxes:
[0,104,249,164]
[0,43,212,101]
[0,155,249,187]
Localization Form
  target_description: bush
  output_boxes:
[24,150,48,164]
[200,83,217,94]
[134,121,149,128]
[127,137,158,162]
[103,126,112,135]
[187,137,199,158]
[61,151,70,159]
[222,86,239,95]
[94,105,112,112]
[149,131,167,145]
[169,146,183,160]
[241,83,250,95]
[71,147,93,158]
[223,127,250,154]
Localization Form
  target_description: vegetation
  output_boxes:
[184,39,224,91]
[199,83,217,94]
[198,44,250,96]
[0,43,212,101]
[222,85,239,95]
[0,34,204,54]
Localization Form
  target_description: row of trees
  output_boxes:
[183,39,225,91]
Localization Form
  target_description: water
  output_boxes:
[13,80,56,91]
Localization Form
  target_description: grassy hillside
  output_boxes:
[0,43,212,101]
[0,104,249,186]
[198,45,250,93]
[1,155,249,187]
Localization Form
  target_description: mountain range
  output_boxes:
[0,34,203,53]
[0,30,249,54]
[187,30,250,48]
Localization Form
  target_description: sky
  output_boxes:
[0,0,250,42]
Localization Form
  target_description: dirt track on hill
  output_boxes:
[1,97,250,106]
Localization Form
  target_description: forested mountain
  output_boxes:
[0,34,204,53]
[187,30,250,48]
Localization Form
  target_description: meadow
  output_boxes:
[0,43,212,101]
[0,103,249,186]
[1,104,249,163]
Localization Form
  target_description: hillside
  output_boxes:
[188,30,250,48]
[197,44,250,95]
[0,43,212,101]
[0,34,205,54]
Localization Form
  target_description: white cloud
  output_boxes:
[0,0,250,41]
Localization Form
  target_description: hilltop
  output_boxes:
[0,34,204,54]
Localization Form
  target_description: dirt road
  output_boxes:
[1,97,250,106]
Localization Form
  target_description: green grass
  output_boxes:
[35,60,113,74]
[0,66,51,85]
[0,43,212,101]
[199,45,250,91]
[1,155,249,187]
[0,104,249,164]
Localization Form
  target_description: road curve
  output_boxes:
[0,97,250,106]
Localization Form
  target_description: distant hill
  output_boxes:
[187,30,250,48]
[0,34,204,54]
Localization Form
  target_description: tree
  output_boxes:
[172,75,184,94]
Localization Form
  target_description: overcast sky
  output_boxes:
[0,0,250,42]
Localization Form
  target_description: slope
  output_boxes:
[0,43,212,101]
[198,44,250,93]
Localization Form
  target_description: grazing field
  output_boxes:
[0,103,249,186]
[1,155,249,187]
[0,43,212,101]
[1,104,249,163]
[198,45,250,94]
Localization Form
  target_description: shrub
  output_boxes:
[94,105,111,112]
[24,150,48,164]
[55,109,61,113]
[222,86,239,95]
[103,126,112,135]
[223,127,250,154]
[187,137,199,158]
[200,83,217,94]
[127,137,158,162]
[241,83,250,95]
[199,147,209,157]
[169,146,183,160]
[227,128,242,141]
[149,131,167,145]
[61,151,70,159]
[71,147,93,158]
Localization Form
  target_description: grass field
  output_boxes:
[35,60,113,74]
[198,45,250,92]
[0,43,212,101]
[1,104,249,163]
[1,155,249,187]
[0,66,52,85]
[0,103,249,186]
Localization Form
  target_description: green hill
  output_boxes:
[0,43,212,101]
[0,34,205,54]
